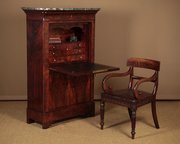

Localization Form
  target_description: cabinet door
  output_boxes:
[49,72,92,109]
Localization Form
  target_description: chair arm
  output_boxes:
[133,72,158,99]
[102,68,132,92]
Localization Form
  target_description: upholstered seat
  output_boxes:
[102,89,153,107]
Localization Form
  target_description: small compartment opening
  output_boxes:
[49,24,84,44]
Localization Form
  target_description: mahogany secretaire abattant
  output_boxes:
[22,7,119,129]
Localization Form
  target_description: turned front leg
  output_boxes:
[100,101,105,129]
[131,108,137,139]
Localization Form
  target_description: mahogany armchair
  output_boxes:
[100,57,160,139]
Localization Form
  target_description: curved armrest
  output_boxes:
[133,72,158,99]
[102,68,132,92]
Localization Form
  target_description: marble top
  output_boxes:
[22,7,100,11]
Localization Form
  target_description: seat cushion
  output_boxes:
[101,89,153,107]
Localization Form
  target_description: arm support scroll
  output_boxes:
[133,72,158,99]
[102,67,132,92]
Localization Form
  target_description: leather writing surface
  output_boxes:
[49,62,119,76]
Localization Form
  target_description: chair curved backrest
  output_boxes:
[127,57,160,71]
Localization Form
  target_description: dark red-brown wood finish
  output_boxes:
[100,57,160,139]
[23,7,100,128]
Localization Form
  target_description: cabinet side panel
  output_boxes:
[27,18,43,111]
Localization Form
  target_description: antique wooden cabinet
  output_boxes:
[22,7,100,128]
[23,7,118,128]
